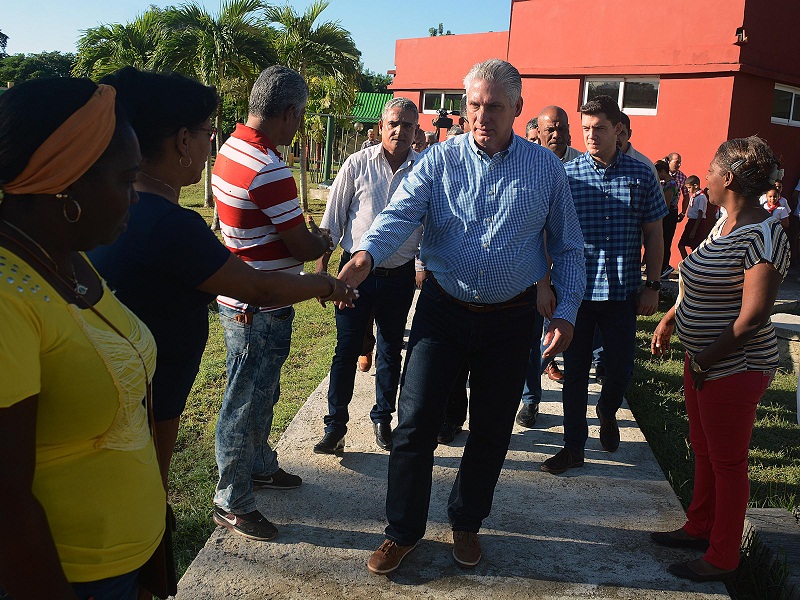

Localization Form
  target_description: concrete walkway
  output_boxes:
[178,294,728,599]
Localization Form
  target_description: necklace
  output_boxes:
[1,219,88,296]
[137,171,179,202]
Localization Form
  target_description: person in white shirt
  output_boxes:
[764,186,790,230]
[315,98,422,455]
[679,175,709,258]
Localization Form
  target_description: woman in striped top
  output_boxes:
[648,137,790,583]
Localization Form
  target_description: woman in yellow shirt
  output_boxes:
[0,78,164,598]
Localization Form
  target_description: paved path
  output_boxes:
[178,294,728,599]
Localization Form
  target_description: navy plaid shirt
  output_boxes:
[359,133,586,324]
[565,150,667,301]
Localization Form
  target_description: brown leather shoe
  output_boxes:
[358,353,373,372]
[596,405,620,452]
[367,539,418,574]
[540,447,584,474]
[544,360,564,382]
[452,531,482,567]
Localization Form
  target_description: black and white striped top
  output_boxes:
[675,217,790,380]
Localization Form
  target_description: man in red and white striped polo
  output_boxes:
[210,65,331,542]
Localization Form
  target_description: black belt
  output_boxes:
[341,251,414,277]
[428,274,535,313]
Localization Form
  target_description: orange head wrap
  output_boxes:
[2,84,117,196]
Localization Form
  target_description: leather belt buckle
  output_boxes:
[373,267,390,277]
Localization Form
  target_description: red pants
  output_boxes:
[681,360,773,570]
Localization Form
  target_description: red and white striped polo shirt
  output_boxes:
[212,123,304,311]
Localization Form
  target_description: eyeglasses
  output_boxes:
[194,127,217,142]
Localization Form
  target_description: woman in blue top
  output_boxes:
[89,67,356,487]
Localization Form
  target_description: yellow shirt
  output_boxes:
[0,249,164,582]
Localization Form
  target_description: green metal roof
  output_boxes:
[350,92,393,123]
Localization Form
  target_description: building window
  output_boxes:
[583,77,660,115]
[422,91,463,114]
[771,84,800,127]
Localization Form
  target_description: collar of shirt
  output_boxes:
[584,147,621,173]
[467,131,516,161]
[233,123,281,159]
[368,144,418,171]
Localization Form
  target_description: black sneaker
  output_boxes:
[252,468,302,490]
[212,506,278,541]
[515,403,539,428]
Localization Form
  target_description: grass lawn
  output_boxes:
[170,177,799,592]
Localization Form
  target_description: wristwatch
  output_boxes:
[689,355,709,374]
[644,279,661,291]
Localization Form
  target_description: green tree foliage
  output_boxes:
[265,0,360,209]
[358,67,391,93]
[73,9,169,78]
[160,0,276,213]
[0,29,8,57]
[0,51,76,84]
[428,23,452,36]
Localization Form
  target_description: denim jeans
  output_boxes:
[520,308,545,406]
[562,293,637,451]
[325,264,415,435]
[1,570,139,600]
[443,363,469,426]
[214,304,294,513]
[385,279,537,545]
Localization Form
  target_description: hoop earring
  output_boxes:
[62,197,82,223]
[179,156,193,168]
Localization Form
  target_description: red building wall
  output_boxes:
[729,72,800,189]
[507,0,744,76]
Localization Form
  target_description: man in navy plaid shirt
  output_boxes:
[541,95,667,475]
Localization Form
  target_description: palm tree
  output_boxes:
[266,0,361,210]
[161,0,276,215]
[73,9,168,78]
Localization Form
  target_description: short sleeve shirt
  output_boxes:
[675,218,790,379]
[0,250,164,581]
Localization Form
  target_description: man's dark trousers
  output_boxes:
[561,293,637,452]
[325,256,416,435]
[384,279,537,545]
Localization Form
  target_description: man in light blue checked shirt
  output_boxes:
[541,95,667,476]
[337,59,586,575]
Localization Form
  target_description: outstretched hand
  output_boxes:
[307,215,333,252]
[336,251,373,309]
[541,318,574,359]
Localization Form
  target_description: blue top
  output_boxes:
[89,192,230,419]
[564,150,668,302]
[358,133,586,324]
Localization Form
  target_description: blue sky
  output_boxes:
[0,1,511,75]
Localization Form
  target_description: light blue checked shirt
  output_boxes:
[358,133,586,324]
[564,150,667,302]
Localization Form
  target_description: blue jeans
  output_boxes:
[1,570,139,600]
[325,263,415,435]
[561,293,637,452]
[520,308,545,406]
[385,279,537,545]
[214,304,294,513]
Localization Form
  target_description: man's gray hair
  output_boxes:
[249,65,308,119]
[381,97,419,122]
[463,59,522,105]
